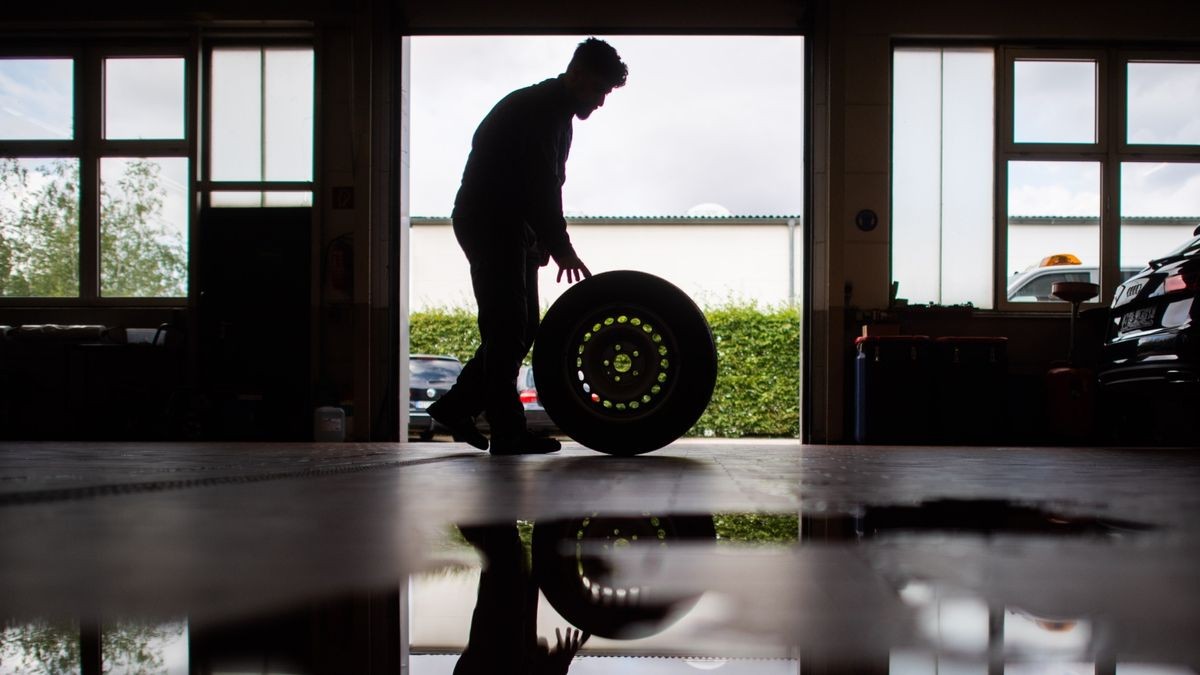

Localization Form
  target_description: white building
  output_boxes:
[408,215,804,312]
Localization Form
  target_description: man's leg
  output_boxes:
[489,254,561,455]
[470,248,531,443]
[427,343,490,449]
[454,524,531,673]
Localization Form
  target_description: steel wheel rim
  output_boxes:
[566,304,679,421]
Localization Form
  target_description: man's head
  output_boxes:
[563,37,627,120]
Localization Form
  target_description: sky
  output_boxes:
[408,36,806,218]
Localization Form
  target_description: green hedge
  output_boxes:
[694,303,800,438]
[409,307,480,363]
[409,302,800,438]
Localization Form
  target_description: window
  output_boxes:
[892,46,1200,310]
[0,58,73,140]
[0,156,79,297]
[0,50,190,301]
[1000,50,1107,306]
[204,46,314,207]
[1012,58,1098,144]
[892,47,994,308]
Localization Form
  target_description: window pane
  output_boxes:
[1014,60,1097,144]
[210,191,263,207]
[893,48,994,308]
[210,191,313,207]
[0,157,80,297]
[264,191,312,207]
[264,49,314,181]
[1127,62,1200,145]
[1121,162,1200,276]
[0,59,73,140]
[210,47,314,184]
[0,620,82,671]
[211,49,263,181]
[1004,610,1090,657]
[104,58,185,140]
[1006,161,1101,303]
[101,619,188,675]
[100,157,188,297]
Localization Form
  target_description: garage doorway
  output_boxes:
[400,35,805,443]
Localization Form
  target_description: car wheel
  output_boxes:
[532,271,717,455]
[532,513,715,639]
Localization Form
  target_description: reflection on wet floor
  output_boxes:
[4,443,1200,673]
[1,506,1197,674]
[401,506,1188,674]
[0,618,187,674]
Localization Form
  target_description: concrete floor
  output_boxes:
[1,440,1198,672]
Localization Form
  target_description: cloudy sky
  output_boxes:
[408,36,806,218]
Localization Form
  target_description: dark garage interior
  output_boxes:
[2,1,1199,673]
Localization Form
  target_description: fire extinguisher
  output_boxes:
[325,234,353,299]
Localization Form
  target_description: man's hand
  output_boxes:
[555,252,592,284]
[534,627,590,675]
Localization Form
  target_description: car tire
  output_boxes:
[532,270,717,455]
[531,514,715,639]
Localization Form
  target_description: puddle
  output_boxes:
[803,498,1155,540]
[1,505,1188,674]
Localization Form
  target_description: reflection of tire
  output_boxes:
[532,514,715,639]
[533,271,717,455]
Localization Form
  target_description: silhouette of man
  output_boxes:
[428,38,628,455]
[454,523,589,675]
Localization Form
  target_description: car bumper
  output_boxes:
[409,410,434,433]
[1098,361,1200,389]
[523,405,558,435]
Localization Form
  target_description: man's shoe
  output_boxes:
[427,403,488,450]
[489,433,561,456]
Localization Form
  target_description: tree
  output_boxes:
[100,159,187,297]
[0,618,185,675]
[0,157,187,298]
[0,157,80,297]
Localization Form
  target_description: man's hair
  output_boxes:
[568,37,628,89]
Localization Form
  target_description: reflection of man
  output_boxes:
[428,38,628,455]
[455,524,589,675]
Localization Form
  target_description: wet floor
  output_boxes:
[1,441,1198,673]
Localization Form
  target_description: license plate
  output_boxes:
[415,400,433,409]
[1119,307,1156,333]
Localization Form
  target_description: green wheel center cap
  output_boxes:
[613,352,633,373]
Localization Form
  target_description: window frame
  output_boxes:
[994,45,1200,312]
[996,47,1112,313]
[1118,50,1200,156]
[892,43,1200,313]
[199,39,316,208]
[1001,47,1109,154]
[889,43,999,309]
[0,39,196,307]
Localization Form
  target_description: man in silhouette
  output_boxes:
[429,38,628,455]
[454,523,589,675]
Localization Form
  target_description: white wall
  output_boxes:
[408,218,803,311]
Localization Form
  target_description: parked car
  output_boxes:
[408,357,559,440]
[518,364,559,436]
[409,355,463,440]
[1098,227,1200,442]
[1007,253,1139,302]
